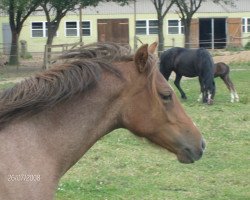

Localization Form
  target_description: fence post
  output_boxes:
[43,45,48,70]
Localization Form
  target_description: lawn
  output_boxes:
[0,62,249,200]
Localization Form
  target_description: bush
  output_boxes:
[20,52,33,59]
[244,42,250,50]
[225,44,243,52]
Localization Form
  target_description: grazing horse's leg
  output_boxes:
[174,74,187,99]
[221,75,239,103]
[198,76,206,103]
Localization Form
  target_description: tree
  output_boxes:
[41,0,132,48]
[1,0,41,65]
[150,0,174,53]
[174,0,235,48]
[40,0,131,68]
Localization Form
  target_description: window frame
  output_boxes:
[167,19,184,35]
[242,17,250,33]
[136,19,158,35]
[31,21,58,38]
[81,20,91,36]
[31,21,46,38]
[65,21,78,37]
[65,20,92,37]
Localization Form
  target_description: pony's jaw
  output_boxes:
[147,130,206,164]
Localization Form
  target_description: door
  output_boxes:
[214,18,226,49]
[227,18,241,47]
[97,19,129,44]
[199,18,226,49]
[199,19,212,48]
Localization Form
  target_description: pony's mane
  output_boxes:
[0,42,132,128]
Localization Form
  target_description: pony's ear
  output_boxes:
[134,44,149,73]
[148,42,158,54]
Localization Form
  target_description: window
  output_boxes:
[31,22,57,37]
[66,21,91,37]
[31,22,44,37]
[82,21,91,36]
[136,20,158,35]
[66,22,78,36]
[136,20,147,35]
[168,20,184,34]
[242,18,250,33]
[149,20,158,34]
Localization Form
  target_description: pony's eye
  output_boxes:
[159,93,172,103]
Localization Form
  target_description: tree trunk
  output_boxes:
[46,22,58,46]
[184,20,191,48]
[158,17,165,55]
[46,28,55,56]
[43,34,54,70]
[43,22,59,69]
[9,31,19,65]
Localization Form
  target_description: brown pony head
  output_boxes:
[0,42,205,164]
[120,42,205,164]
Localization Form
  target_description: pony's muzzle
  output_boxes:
[178,138,206,164]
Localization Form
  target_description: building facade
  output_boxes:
[1,0,250,53]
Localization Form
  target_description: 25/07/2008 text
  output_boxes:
[8,174,40,182]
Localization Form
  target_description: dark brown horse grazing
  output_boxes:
[160,47,216,105]
[0,42,205,200]
[214,62,239,103]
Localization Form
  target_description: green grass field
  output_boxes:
[0,62,249,200]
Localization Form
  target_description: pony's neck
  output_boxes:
[37,85,122,176]
[0,88,122,199]
[2,71,124,179]
[0,67,126,199]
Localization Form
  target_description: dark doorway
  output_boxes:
[199,19,212,48]
[214,18,226,48]
[199,18,226,49]
[97,19,129,44]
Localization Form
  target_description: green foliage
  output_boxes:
[0,0,41,20]
[225,44,243,52]
[20,52,33,59]
[244,42,250,50]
